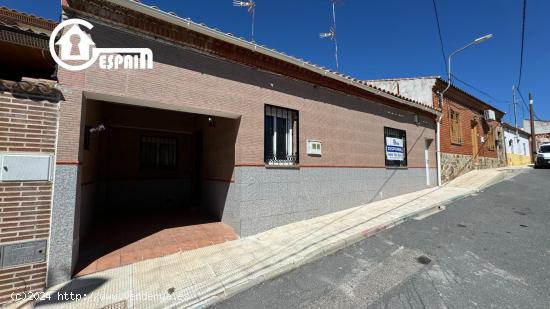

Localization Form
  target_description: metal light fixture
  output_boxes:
[208,116,216,128]
[473,34,493,45]
[89,124,106,134]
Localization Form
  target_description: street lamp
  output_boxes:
[441,34,493,98]
[436,34,493,186]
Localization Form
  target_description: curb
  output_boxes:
[192,173,508,308]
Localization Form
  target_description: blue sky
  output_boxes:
[3,0,548,123]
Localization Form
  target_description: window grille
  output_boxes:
[384,127,407,167]
[140,136,177,170]
[264,105,299,165]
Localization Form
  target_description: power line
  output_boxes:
[517,88,542,121]
[431,0,447,75]
[451,74,508,105]
[517,0,527,88]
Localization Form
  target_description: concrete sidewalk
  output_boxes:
[34,167,522,309]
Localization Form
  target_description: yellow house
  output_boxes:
[502,123,532,166]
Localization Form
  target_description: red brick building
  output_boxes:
[368,77,506,183]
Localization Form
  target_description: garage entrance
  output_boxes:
[76,100,238,276]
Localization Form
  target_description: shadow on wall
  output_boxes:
[200,116,239,224]
[87,21,434,131]
[369,127,427,203]
[77,101,239,261]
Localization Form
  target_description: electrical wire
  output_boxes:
[451,74,508,104]
[431,0,447,75]
[517,0,527,88]
[517,88,542,121]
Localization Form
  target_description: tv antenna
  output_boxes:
[233,0,256,42]
[320,0,340,70]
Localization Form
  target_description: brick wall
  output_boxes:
[56,20,437,169]
[432,88,499,159]
[0,91,58,305]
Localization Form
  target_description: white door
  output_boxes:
[425,139,433,186]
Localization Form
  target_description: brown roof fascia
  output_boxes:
[0,6,57,32]
[434,78,505,118]
[62,0,439,119]
[0,23,50,50]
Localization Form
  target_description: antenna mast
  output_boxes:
[233,0,256,42]
[320,0,339,70]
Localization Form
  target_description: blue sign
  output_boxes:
[386,137,404,161]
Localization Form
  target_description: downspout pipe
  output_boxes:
[436,108,443,187]
[436,58,452,187]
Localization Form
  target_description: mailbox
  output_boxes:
[0,154,53,181]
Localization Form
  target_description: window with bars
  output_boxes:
[450,109,463,145]
[264,105,299,165]
[140,136,177,170]
[384,127,407,167]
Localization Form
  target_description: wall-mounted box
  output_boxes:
[0,240,47,268]
[0,153,53,182]
[484,110,496,121]
[307,140,322,156]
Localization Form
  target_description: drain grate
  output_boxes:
[416,255,432,265]
[101,300,127,309]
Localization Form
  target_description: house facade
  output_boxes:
[0,0,441,300]
[368,77,506,183]
[523,119,550,150]
[502,123,531,166]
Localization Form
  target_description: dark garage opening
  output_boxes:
[76,100,238,276]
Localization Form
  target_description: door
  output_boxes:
[425,139,433,186]
[471,122,479,162]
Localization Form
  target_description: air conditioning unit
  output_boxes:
[484,110,496,121]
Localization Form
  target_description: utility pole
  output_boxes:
[512,85,519,137]
[529,92,536,162]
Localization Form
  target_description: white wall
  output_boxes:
[367,78,436,107]
[504,130,530,156]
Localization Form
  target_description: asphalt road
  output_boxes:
[214,168,550,309]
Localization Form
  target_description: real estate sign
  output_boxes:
[385,137,404,161]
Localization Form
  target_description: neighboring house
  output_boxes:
[1,0,442,299]
[502,123,531,165]
[0,7,58,305]
[523,119,550,150]
[0,6,56,80]
[368,77,506,183]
